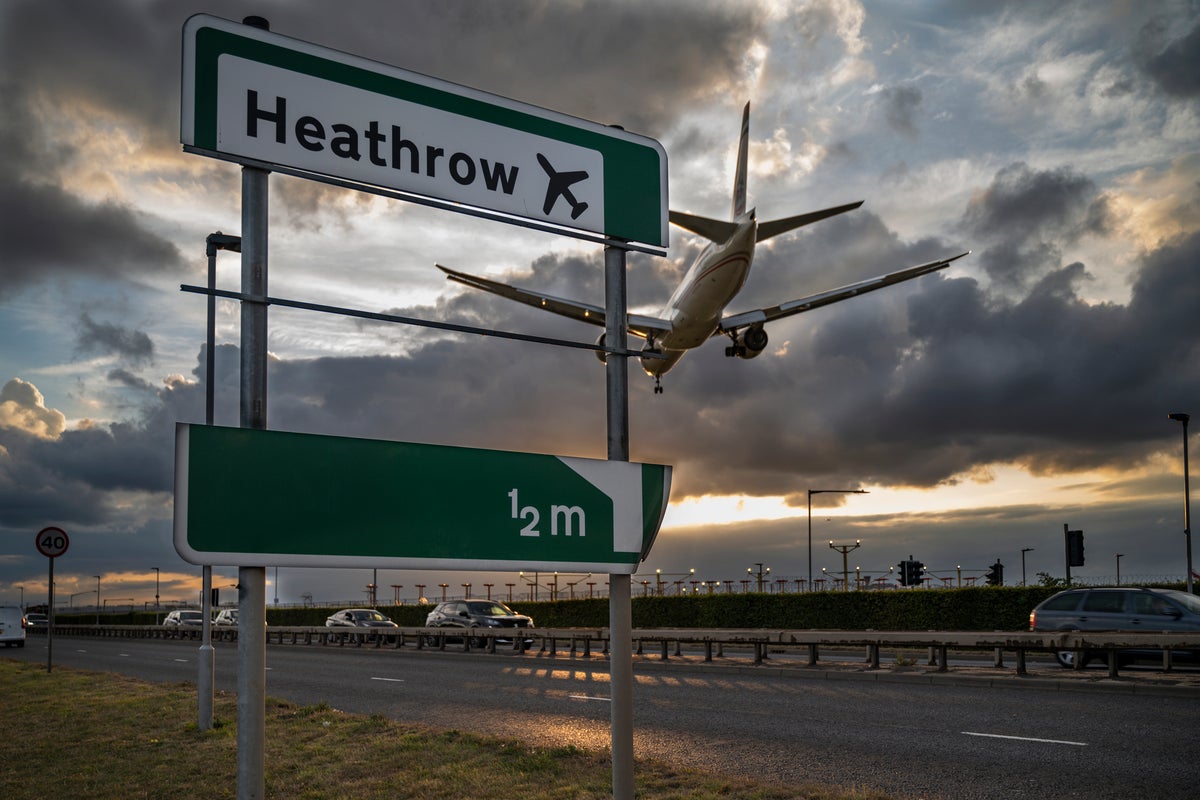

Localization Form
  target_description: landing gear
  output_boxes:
[653,378,663,394]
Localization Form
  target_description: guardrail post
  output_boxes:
[867,644,880,669]
[927,646,938,666]
[1107,650,1119,679]
[1015,648,1027,675]
[1163,647,1173,672]
[993,647,1004,668]
[660,640,668,661]
[808,644,818,666]
[704,641,713,662]
[937,645,948,672]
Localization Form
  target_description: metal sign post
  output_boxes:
[604,243,635,800]
[237,156,270,800]
[35,527,68,674]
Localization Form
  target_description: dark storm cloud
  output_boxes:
[961,162,1109,290]
[1136,17,1200,98]
[0,178,184,297]
[76,314,155,366]
[4,230,1196,554]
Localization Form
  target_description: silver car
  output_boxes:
[1029,587,1200,667]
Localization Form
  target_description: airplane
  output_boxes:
[537,153,589,220]
[439,102,968,394]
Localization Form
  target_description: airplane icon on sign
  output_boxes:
[537,153,589,220]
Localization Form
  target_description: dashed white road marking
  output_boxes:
[962,731,1087,746]
[370,677,405,683]
[569,694,611,702]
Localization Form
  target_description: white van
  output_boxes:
[0,606,25,648]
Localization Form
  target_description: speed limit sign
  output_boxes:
[36,526,69,558]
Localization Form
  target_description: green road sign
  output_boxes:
[181,14,668,247]
[173,424,672,573]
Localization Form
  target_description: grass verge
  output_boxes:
[0,659,892,799]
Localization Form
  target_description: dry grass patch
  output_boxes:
[0,660,893,799]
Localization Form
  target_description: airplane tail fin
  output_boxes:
[732,102,750,219]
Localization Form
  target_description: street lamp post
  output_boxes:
[1167,413,1192,594]
[807,489,868,586]
[1020,548,1034,587]
[153,567,160,625]
[1115,553,1124,586]
[94,575,100,626]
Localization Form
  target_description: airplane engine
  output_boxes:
[726,325,768,359]
[594,333,608,364]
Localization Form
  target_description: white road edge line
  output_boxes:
[370,677,405,683]
[569,694,612,702]
[962,731,1087,746]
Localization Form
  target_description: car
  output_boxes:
[213,609,239,626]
[162,610,205,634]
[0,606,25,648]
[324,608,398,629]
[324,608,398,642]
[24,612,48,628]
[1029,587,1200,668]
[424,599,533,647]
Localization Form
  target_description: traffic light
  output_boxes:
[898,559,924,587]
[985,561,1004,586]
[1066,529,1085,567]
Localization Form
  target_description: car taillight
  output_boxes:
[1029,610,1037,630]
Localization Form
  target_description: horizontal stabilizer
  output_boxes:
[669,210,740,244]
[756,200,864,243]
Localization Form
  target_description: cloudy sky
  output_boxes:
[2,0,1198,610]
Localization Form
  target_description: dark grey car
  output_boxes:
[1029,587,1200,667]
[424,600,533,646]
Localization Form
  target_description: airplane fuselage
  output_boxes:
[642,213,758,377]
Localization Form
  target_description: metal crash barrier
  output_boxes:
[27,625,1200,679]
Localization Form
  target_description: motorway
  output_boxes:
[7,635,1198,799]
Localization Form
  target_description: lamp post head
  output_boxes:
[1168,412,1190,425]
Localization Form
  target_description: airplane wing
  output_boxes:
[436,264,673,340]
[717,252,969,334]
